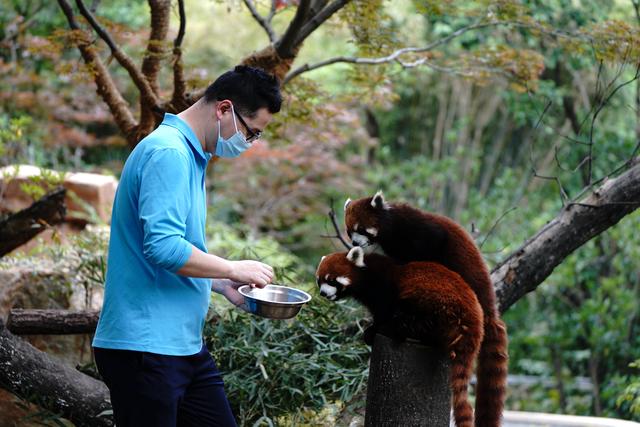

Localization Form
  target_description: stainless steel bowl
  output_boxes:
[238,284,312,319]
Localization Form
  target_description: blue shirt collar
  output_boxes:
[160,113,213,163]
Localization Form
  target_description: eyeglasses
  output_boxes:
[233,110,262,143]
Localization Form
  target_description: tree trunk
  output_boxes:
[0,188,66,257]
[492,157,640,313]
[365,334,451,427]
[0,319,112,426]
[7,309,100,335]
[241,45,298,83]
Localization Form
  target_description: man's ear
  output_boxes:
[216,100,232,119]
[344,198,352,211]
[371,190,388,210]
[346,246,365,267]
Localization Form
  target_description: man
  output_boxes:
[93,65,282,426]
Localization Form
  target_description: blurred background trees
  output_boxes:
[1,0,640,424]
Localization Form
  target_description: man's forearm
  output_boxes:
[176,245,232,278]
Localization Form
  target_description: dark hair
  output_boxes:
[203,65,282,118]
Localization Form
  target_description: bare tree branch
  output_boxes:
[283,20,505,84]
[170,0,188,111]
[291,0,351,48]
[323,202,352,250]
[587,60,640,184]
[57,0,137,136]
[142,0,172,96]
[0,319,112,426]
[243,0,277,43]
[7,309,100,335]
[478,207,518,250]
[74,0,160,108]
[275,0,312,58]
[308,0,330,18]
[493,157,640,313]
[267,0,277,22]
[0,188,66,257]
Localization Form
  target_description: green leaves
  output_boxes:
[202,221,370,425]
[206,298,370,425]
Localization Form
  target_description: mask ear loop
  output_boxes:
[230,104,239,133]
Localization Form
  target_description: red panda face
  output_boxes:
[344,191,388,254]
[315,248,365,301]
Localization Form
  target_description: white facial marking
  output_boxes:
[347,246,366,267]
[325,274,329,280]
[351,232,370,247]
[320,284,337,300]
[336,276,351,286]
[366,227,378,237]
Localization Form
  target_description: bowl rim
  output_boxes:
[238,284,312,305]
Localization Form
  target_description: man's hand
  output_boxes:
[226,260,274,287]
[212,279,253,312]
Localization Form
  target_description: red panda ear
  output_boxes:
[344,198,352,211]
[371,190,388,210]
[346,246,365,267]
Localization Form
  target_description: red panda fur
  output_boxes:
[316,250,484,427]
[344,194,508,427]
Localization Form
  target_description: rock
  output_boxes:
[0,164,117,223]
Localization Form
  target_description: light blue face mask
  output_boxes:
[214,105,251,158]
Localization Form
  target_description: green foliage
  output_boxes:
[19,168,65,202]
[503,211,640,419]
[3,0,640,423]
[206,301,369,426]
[204,221,370,426]
[617,360,640,418]
[0,114,35,165]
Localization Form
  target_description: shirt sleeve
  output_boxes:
[138,148,193,272]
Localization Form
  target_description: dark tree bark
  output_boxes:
[7,309,100,335]
[365,334,451,426]
[492,157,640,313]
[57,0,354,146]
[0,319,112,426]
[0,188,66,258]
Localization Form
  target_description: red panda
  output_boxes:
[316,247,484,427]
[343,191,508,427]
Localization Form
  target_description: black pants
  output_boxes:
[94,342,237,427]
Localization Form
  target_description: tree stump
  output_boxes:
[365,334,451,427]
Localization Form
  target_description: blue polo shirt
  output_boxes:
[93,114,214,356]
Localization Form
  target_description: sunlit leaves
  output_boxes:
[584,20,640,64]
[416,0,530,20]
[462,45,546,91]
[617,360,640,418]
